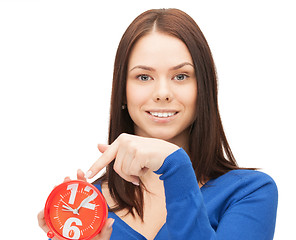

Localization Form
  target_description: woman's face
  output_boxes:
[126,32,197,146]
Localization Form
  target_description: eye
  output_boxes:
[174,74,188,81]
[137,74,152,81]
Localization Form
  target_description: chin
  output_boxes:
[139,128,185,144]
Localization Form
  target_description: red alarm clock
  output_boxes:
[44,180,107,240]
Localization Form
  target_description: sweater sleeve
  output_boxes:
[154,148,278,240]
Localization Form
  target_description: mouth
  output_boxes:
[147,111,178,118]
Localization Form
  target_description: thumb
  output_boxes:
[97,144,109,153]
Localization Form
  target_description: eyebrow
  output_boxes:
[129,62,194,72]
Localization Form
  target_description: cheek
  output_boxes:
[177,85,197,111]
[185,95,197,119]
[126,82,149,108]
[188,91,198,109]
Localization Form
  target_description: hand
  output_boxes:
[37,210,60,240]
[86,133,179,185]
[38,209,114,240]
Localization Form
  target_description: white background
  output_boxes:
[0,0,295,239]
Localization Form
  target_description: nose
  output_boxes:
[153,78,173,103]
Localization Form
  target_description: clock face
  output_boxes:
[44,180,107,240]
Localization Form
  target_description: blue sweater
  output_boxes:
[94,148,278,239]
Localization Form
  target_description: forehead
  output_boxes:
[128,32,193,70]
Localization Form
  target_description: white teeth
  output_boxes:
[149,112,176,118]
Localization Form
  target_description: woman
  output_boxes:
[38,8,278,239]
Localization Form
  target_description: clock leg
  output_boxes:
[47,231,54,239]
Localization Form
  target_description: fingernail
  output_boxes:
[132,181,140,186]
[108,219,115,229]
[85,171,92,179]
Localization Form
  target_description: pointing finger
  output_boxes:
[86,140,119,179]
[97,143,109,153]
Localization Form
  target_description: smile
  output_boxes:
[148,111,178,118]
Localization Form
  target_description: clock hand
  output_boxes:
[62,209,76,212]
[62,205,80,215]
[75,196,92,213]
[61,200,79,215]
[61,199,73,209]
[62,205,74,211]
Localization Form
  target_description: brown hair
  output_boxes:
[96,8,245,220]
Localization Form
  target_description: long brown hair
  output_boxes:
[96,8,244,220]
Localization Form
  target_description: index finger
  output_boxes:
[86,141,119,179]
